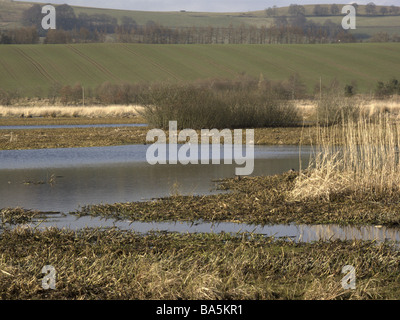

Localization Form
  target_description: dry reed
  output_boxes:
[291,114,400,202]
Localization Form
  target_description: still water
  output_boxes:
[0,144,312,213]
[25,214,400,244]
[2,143,400,243]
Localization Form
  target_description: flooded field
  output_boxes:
[2,142,400,245]
[27,213,400,244]
[0,144,311,213]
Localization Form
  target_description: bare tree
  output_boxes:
[365,2,376,15]
[380,7,388,15]
[330,4,340,15]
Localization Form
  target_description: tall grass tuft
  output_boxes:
[290,114,400,202]
[315,94,362,126]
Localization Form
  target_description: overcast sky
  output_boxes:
[16,0,399,12]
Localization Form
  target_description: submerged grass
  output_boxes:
[0,207,40,226]
[74,171,400,226]
[1,227,400,300]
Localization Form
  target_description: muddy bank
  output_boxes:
[0,125,316,150]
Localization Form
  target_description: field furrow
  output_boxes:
[66,44,121,82]
[13,47,56,83]
[121,44,183,81]
[0,43,399,96]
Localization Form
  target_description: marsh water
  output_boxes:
[27,214,400,244]
[2,143,400,243]
[0,144,311,212]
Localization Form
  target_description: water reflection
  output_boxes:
[0,145,311,213]
[24,214,400,244]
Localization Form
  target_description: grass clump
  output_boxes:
[315,94,362,126]
[0,207,39,227]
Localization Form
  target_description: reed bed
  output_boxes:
[291,114,400,202]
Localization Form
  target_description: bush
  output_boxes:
[139,85,230,129]
[139,84,301,129]
[95,82,147,105]
[0,89,12,106]
[344,84,355,97]
[59,85,73,105]
[315,79,361,125]
[375,78,400,99]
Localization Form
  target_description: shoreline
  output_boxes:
[0,121,315,150]
[3,171,400,228]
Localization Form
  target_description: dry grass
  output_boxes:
[75,171,400,226]
[1,227,400,300]
[0,105,144,118]
[297,97,400,123]
[363,99,400,120]
[0,126,149,150]
[290,113,400,202]
[0,207,40,226]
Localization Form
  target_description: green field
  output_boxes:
[0,42,399,96]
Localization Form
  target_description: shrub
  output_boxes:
[315,80,361,125]
[0,89,12,106]
[59,85,73,105]
[344,84,355,97]
[139,84,301,129]
[95,82,147,105]
[139,85,231,129]
[375,78,400,99]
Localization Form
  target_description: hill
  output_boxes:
[0,1,399,38]
[0,42,399,96]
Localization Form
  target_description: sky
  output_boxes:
[16,0,400,12]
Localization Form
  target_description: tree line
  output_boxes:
[0,3,399,45]
[266,3,400,17]
[1,3,356,45]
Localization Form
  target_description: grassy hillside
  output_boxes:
[1,1,399,37]
[0,0,31,29]
[0,42,399,96]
